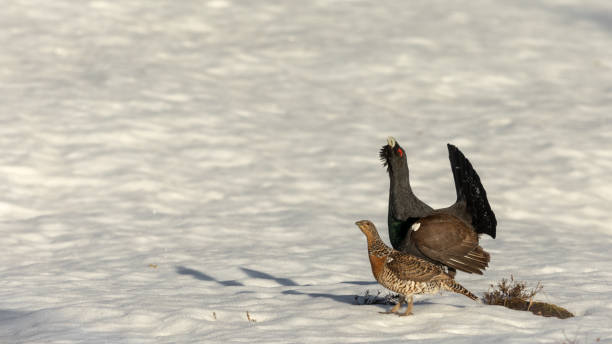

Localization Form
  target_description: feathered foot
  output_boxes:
[397,295,414,316]
[379,295,405,314]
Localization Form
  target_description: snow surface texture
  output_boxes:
[1,1,612,343]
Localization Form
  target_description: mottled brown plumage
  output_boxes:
[355,220,478,315]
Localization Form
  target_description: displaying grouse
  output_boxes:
[379,137,496,276]
[355,220,478,316]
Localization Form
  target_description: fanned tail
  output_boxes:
[447,144,497,239]
[444,280,479,301]
[442,245,491,275]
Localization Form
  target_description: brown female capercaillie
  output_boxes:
[355,220,478,316]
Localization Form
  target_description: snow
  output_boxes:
[1,0,612,343]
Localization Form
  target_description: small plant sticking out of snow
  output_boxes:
[560,330,601,344]
[246,311,256,323]
[483,275,574,319]
[354,290,401,305]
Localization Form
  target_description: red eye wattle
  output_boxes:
[397,148,403,157]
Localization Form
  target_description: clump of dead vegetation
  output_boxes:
[483,275,574,319]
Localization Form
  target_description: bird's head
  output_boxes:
[355,220,377,237]
[379,136,407,173]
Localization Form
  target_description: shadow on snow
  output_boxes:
[176,266,244,286]
[239,267,299,286]
[175,266,443,308]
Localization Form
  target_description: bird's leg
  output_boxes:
[379,295,405,314]
[398,295,414,316]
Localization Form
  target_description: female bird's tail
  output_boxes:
[444,280,479,301]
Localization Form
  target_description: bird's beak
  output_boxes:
[355,220,368,231]
[387,136,396,147]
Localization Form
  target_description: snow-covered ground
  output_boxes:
[1,0,612,343]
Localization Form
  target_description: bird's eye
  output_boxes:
[397,148,403,157]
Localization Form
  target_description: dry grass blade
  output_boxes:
[246,311,256,323]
